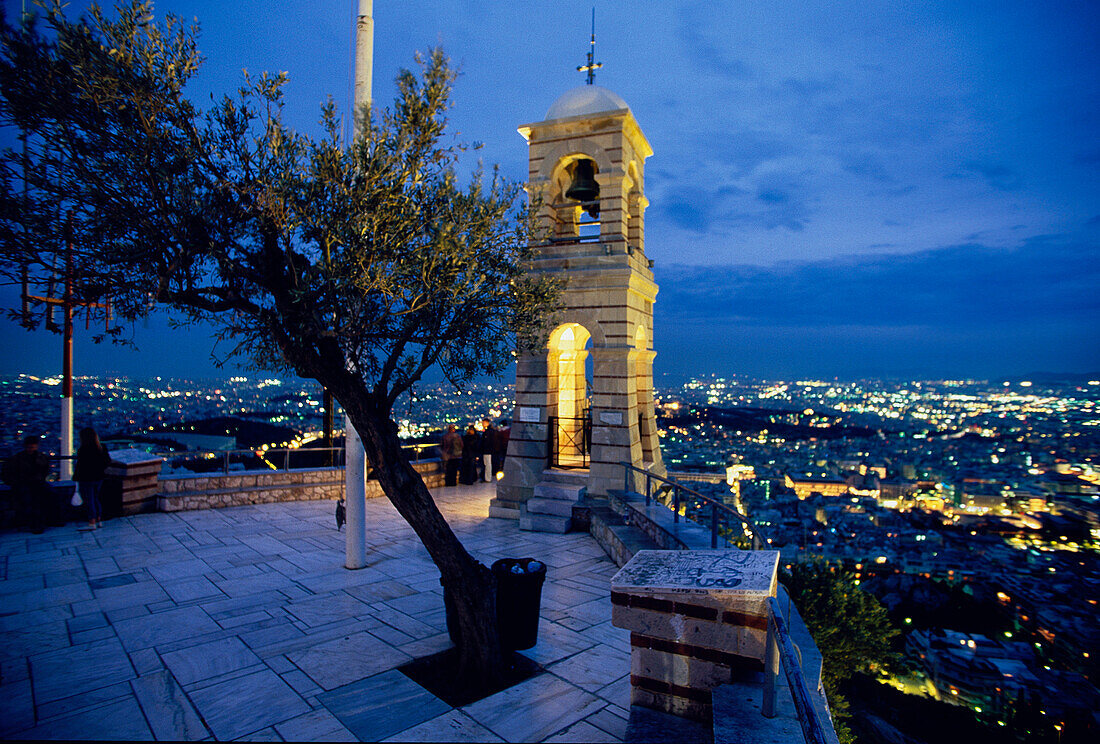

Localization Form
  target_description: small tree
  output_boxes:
[782,559,900,743]
[0,1,558,690]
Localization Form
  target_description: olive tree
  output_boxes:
[0,1,558,689]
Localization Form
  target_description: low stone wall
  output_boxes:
[158,459,445,512]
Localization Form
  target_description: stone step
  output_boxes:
[532,481,586,502]
[539,469,590,486]
[586,503,661,567]
[525,497,575,518]
[518,503,571,533]
[488,504,520,520]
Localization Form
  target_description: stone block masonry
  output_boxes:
[611,550,779,721]
[158,460,444,512]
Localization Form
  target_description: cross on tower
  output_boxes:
[576,8,601,85]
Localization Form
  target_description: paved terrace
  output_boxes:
[0,482,636,742]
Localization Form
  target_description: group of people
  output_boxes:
[440,418,510,486]
[2,427,112,532]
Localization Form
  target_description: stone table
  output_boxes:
[610,549,779,721]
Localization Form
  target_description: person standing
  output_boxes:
[2,436,51,534]
[460,424,480,485]
[483,419,500,480]
[74,427,112,529]
[441,425,462,487]
[496,419,511,475]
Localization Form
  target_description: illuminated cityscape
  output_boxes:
[3,370,1099,735]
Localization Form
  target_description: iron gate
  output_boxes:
[548,412,591,468]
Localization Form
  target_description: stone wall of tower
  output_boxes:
[492,106,665,516]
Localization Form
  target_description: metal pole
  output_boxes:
[645,473,651,505]
[345,414,368,569]
[762,610,779,717]
[623,463,630,493]
[59,216,74,481]
[673,486,680,523]
[711,503,718,549]
[345,0,373,571]
[284,448,290,471]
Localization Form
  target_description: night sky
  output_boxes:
[2,0,1097,381]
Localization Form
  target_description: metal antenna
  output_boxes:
[576,8,601,85]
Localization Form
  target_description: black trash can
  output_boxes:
[491,557,547,650]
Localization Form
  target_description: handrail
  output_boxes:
[619,462,768,549]
[764,596,829,744]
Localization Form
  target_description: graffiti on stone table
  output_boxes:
[612,550,778,594]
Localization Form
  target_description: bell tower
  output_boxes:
[491,81,666,526]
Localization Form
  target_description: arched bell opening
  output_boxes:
[548,322,593,468]
[549,156,601,243]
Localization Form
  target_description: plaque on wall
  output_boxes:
[518,406,540,423]
[598,411,624,425]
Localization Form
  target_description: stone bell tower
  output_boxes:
[491,82,666,529]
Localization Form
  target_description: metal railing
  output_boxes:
[620,462,768,549]
[147,443,439,476]
[765,596,830,744]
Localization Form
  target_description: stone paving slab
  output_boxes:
[0,482,632,742]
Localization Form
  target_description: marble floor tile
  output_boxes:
[214,571,300,598]
[383,709,506,743]
[1,620,71,661]
[546,719,622,743]
[595,673,632,709]
[29,637,135,704]
[113,605,221,652]
[289,630,412,690]
[131,669,210,739]
[164,575,225,603]
[275,708,358,742]
[548,641,630,692]
[22,693,152,740]
[189,668,310,741]
[517,620,597,666]
[91,578,171,612]
[0,676,34,737]
[587,705,630,739]
[162,635,262,685]
[317,669,450,742]
[462,672,604,743]
[285,593,370,627]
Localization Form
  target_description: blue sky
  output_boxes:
[2,0,1097,381]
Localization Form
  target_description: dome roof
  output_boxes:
[545,85,629,120]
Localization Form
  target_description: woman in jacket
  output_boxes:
[74,427,111,528]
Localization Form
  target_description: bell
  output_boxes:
[565,159,600,218]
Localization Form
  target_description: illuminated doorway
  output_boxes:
[549,323,592,468]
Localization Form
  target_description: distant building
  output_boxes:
[785,474,849,500]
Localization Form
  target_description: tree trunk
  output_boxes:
[344,398,507,690]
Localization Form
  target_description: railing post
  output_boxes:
[762,609,779,718]
[645,473,651,506]
[284,449,290,471]
[624,463,631,493]
[223,451,229,474]
[711,504,719,549]
[673,486,680,523]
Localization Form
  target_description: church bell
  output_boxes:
[565,159,600,218]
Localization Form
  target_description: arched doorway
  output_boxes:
[549,323,592,468]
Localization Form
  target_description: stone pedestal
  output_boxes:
[611,550,779,721]
[107,449,164,516]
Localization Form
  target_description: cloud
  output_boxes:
[950,160,1022,191]
[651,235,1100,378]
[655,235,1100,328]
